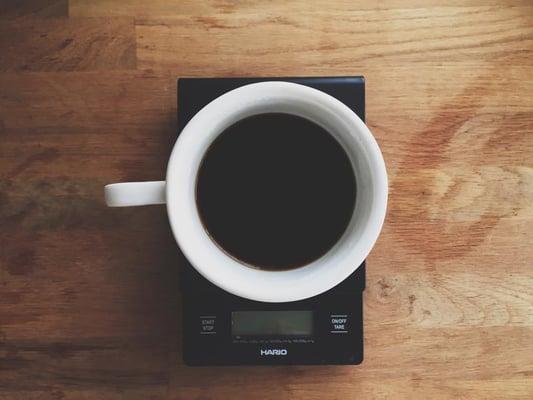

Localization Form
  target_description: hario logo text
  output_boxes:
[260,349,288,356]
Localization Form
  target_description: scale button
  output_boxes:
[329,314,349,334]
[199,315,217,335]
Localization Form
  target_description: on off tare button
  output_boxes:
[330,314,349,334]
[199,315,217,335]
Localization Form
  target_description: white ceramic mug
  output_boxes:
[105,82,387,303]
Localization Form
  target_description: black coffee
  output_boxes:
[196,113,356,270]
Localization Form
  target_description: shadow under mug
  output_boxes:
[105,82,388,303]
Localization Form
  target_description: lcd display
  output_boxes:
[232,310,313,336]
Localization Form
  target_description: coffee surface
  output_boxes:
[196,113,356,270]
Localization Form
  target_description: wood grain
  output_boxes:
[1,1,532,399]
[69,0,533,17]
[135,6,533,73]
[0,0,67,18]
[0,18,136,71]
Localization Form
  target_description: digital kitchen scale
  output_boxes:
[178,77,366,366]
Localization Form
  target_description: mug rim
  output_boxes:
[166,81,387,302]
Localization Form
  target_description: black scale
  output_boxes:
[178,77,366,366]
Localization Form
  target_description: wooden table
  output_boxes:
[1,1,532,399]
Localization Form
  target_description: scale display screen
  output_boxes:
[232,310,313,336]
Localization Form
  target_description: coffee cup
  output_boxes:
[105,82,387,302]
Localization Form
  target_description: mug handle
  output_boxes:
[104,181,166,207]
